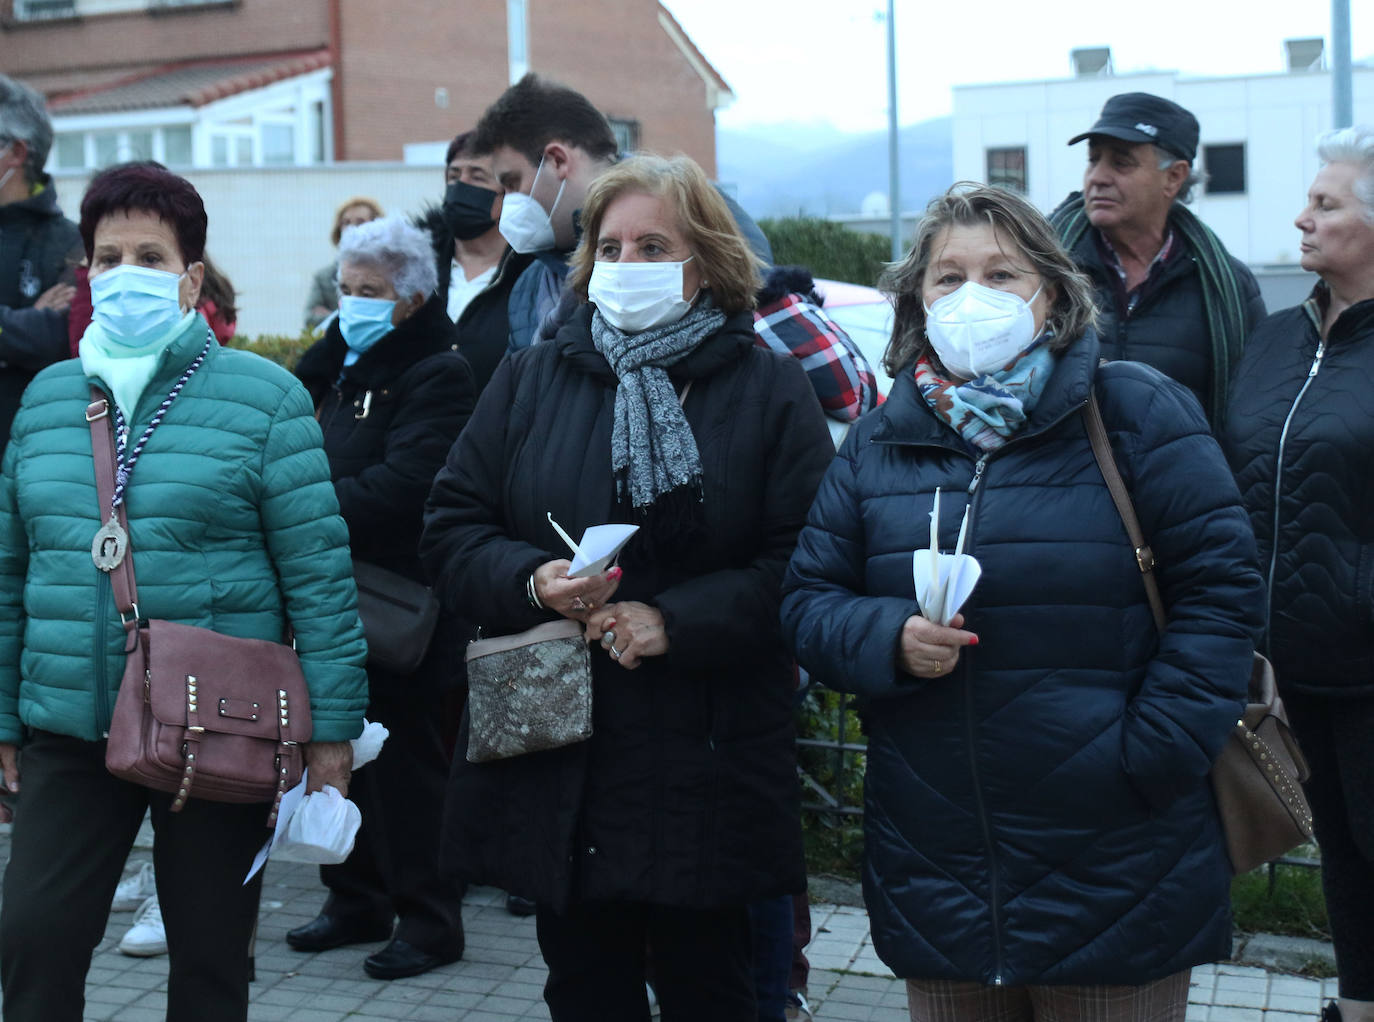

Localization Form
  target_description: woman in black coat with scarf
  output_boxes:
[420,155,832,1022]
[292,216,474,980]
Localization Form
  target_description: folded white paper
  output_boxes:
[547,512,639,578]
[351,719,389,769]
[913,488,983,627]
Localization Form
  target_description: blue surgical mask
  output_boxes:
[90,264,187,348]
[339,295,396,356]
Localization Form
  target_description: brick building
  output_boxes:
[0,0,731,174]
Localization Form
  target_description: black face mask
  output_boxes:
[442,180,499,241]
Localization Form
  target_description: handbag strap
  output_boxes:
[1082,391,1167,636]
[87,389,142,642]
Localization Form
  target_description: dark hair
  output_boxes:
[198,253,236,324]
[472,73,617,168]
[445,130,476,167]
[79,161,206,265]
[880,183,1097,375]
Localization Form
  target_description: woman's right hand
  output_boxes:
[0,742,20,823]
[533,559,622,621]
[899,613,978,679]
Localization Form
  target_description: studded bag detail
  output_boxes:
[89,386,311,827]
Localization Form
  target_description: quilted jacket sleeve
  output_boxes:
[780,424,922,699]
[0,432,29,744]
[654,355,833,672]
[1101,365,1265,809]
[259,380,368,742]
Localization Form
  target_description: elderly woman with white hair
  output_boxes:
[291,215,474,980]
[1223,127,1374,1022]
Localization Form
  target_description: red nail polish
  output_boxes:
[607,566,623,581]
[968,635,980,646]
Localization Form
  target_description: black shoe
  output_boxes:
[363,937,463,980]
[505,893,537,917]
[1321,1002,1342,1022]
[285,913,393,952]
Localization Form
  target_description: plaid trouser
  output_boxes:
[905,969,1190,1022]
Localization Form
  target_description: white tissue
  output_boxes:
[351,719,389,769]
[271,784,362,864]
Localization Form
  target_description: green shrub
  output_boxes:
[1231,859,1329,940]
[759,217,891,288]
[796,688,868,877]
[225,331,316,372]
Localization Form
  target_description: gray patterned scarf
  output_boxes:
[590,299,727,510]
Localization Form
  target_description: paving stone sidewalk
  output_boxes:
[0,824,1341,1021]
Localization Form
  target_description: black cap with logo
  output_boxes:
[1067,92,1199,163]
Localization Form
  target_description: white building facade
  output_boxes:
[953,58,1374,270]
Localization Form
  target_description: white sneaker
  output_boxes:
[118,894,167,957]
[111,862,156,912]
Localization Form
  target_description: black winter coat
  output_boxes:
[420,207,532,396]
[781,331,1265,986]
[297,295,475,686]
[420,304,833,910]
[1222,286,1374,697]
[1069,228,1265,423]
[0,176,83,449]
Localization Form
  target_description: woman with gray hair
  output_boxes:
[1222,126,1374,1022]
[783,184,1264,1020]
[291,215,473,980]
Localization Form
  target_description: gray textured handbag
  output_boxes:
[463,619,593,763]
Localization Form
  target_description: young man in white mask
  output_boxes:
[471,74,620,353]
[0,73,84,453]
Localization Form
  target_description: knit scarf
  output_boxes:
[1050,193,1247,427]
[590,299,726,511]
[915,336,1056,451]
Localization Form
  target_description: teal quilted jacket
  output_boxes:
[0,318,369,745]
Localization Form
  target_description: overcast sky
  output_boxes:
[660,0,1374,134]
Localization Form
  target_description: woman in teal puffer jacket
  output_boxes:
[0,162,368,1022]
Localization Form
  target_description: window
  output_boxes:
[261,123,295,165]
[54,134,86,170]
[607,118,640,157]
[163,126,193,166]
[986,147,1027,193]
[1204,143,1245,195]
[13,0,77,20]
[507,0,529,84]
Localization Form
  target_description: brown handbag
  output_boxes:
[1083,393,1313,874]
[88,391,312,827]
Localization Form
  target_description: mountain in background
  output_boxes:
[717,116,953,219]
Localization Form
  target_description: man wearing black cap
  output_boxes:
[1050,92,1264,426]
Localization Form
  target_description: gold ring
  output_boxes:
[931,659,943,672]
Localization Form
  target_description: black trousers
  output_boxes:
[1285,691,1374,1000]
[0,730,266,1022]
[536,900,755,1022]
[318,677,463,951]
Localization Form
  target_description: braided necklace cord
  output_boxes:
[110,335,212,512]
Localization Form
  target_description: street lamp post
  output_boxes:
[1332,0,1353,128]
[886,0,901,260]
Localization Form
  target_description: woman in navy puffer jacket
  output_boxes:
[782,185,1264,1021]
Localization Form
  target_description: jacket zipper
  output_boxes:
[959,450,1005,984]
[1263,338,1326,654]
[94,570,112,737]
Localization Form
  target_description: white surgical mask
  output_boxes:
[498,156,566,254]
[923,281,1042,379]
[589,258,696,333]
[90,264,187,348]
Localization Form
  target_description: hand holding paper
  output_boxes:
[547,512,638,578]
[913,489,983,627]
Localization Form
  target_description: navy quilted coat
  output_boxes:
[781,330,1265,985]
[1221,288,1374,697]
[0,317,369,745]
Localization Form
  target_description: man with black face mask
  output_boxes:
[419,130,532,395]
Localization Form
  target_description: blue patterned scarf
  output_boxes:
[915,336,1056,450]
